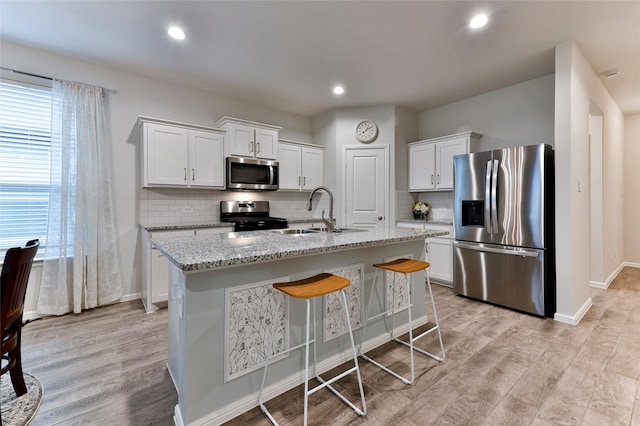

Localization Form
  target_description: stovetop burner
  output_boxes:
[220,201,288,232]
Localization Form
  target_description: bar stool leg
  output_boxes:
[260,281,366,425]
[338,289,367,414]
[358,270,379,357]
[303,298,311,426]
[359,265,445,386]
[259,295,281,425]
[392,269,445,362]
[425,270,445,360]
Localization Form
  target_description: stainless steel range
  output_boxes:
[220,201,288,232]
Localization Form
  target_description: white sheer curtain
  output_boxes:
[37,80,122,315]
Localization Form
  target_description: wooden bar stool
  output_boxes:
[358,258,445,385]
[259,273,366,426]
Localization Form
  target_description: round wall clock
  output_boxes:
[355,120,378,143]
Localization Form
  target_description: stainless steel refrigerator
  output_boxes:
[453,144,555,317]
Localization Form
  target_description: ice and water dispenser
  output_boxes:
[461,200,484,227]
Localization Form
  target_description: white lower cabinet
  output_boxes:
[142,226,233,313]
[426,237,453,285]
[396,222,453,286]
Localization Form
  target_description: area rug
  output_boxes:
[0,372,43,426]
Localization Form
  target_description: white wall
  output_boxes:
[624,114,640,265]
[1,41,313,317]
[415,75,555,221]
[554,41,625,323]
[313,105,398,225]
[394,106,419,191]
[394,106,419,220]
[418,74,555,151]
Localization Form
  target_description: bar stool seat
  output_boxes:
[259,273,367,426]
[359,258,445,385]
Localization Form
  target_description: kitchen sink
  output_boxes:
[307,227,367,233]
[270,228,320,235]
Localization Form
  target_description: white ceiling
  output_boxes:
[1,1,639,117]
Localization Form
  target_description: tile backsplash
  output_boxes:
[418,191,454,222]
[140,188,322,225]
[139,187,454,226]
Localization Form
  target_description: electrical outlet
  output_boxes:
[182,206,194,213]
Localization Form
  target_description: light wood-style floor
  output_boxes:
[15,267,640,425]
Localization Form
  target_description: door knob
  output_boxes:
[378,216,383,220]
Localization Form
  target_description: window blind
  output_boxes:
[0,79,52,255]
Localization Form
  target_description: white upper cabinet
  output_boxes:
[140,117,225,189]
[278,140,324,191]
[189,130,224,187]
[144,122,190,186]
[216,116,281,160]
[408,131,482,192]
[409,142,436,191]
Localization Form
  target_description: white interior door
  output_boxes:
[345,146,388,229]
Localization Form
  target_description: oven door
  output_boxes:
[226,157,279,191]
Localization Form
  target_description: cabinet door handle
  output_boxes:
[184,168,187,182]
[249,141,254,152]
[437,174,440,184]
[192,168,195,182]
[303,176,306,185]
[431,174,434,184]
[256,142,260,153]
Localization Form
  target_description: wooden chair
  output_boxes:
[1,239,39,397]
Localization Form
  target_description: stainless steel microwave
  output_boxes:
[226,156,279,191]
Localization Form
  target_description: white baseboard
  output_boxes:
[554,297,593,325]
[589,280,607,289]
[23,310,43,322]
[174,404,185,426]
[120,292,142,302]
[23,292,143,322]
[185,315,428,426]
[589,261,632,290]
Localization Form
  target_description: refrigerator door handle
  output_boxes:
[454,241,540,258]
[491,159,499,232]
[485,160,493,234]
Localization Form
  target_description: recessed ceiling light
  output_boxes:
[333,86,345,95]
[601,69,621,78]
[469,14,489,29]
[168,26,186,40]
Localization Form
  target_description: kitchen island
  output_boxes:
[152,226,446,426]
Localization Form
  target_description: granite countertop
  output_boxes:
[152,227,448,272]
[142,222,231,232]
[142,218,323,232]
[397,219,453,226]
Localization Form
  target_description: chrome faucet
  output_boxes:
[306,186,335,233]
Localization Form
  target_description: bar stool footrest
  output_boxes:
[393,338,445,362]
[393,324,445,362]
[315,370,365,416]
[360,353,413,385]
